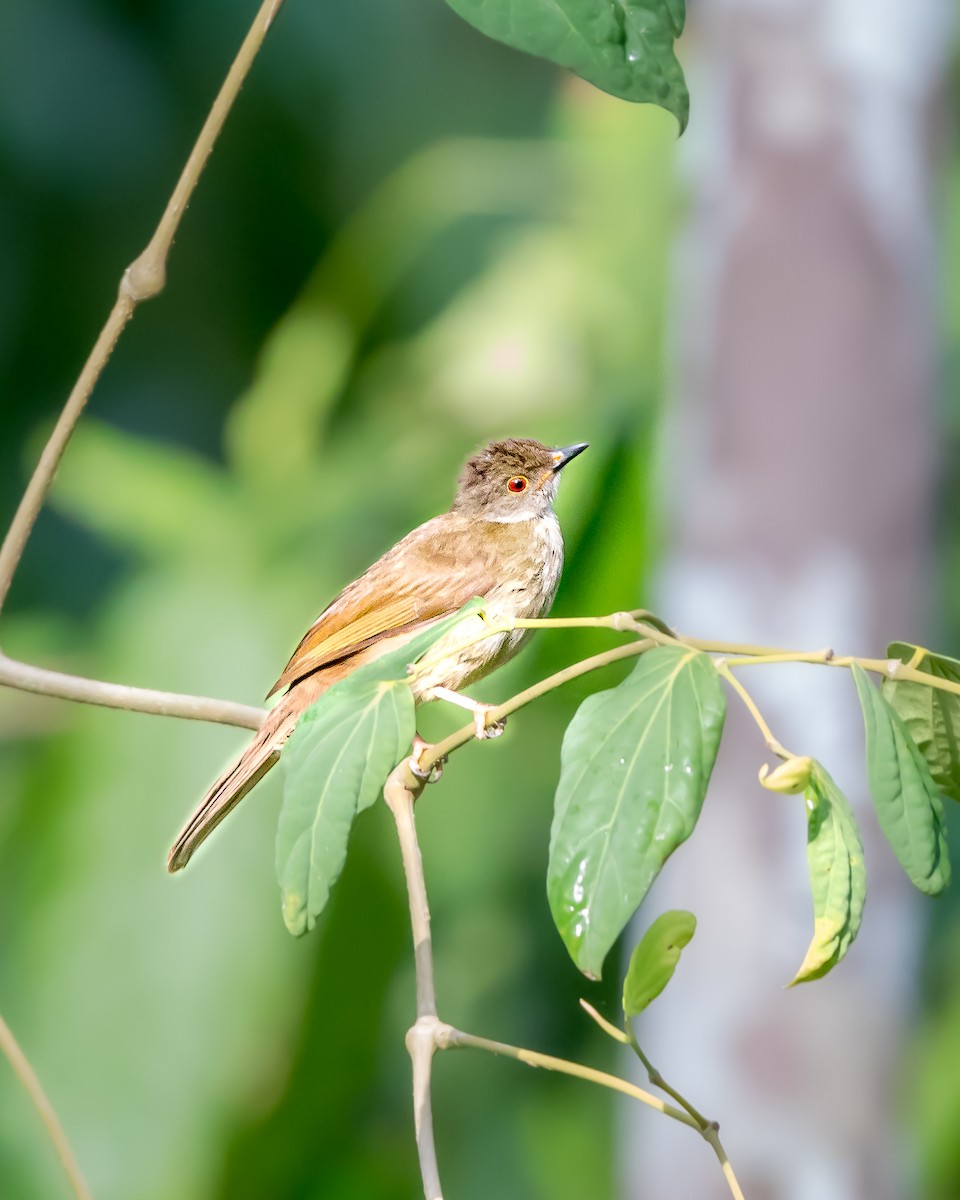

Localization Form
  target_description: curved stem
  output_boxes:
[415,639,654,775]
[716,662,794,760]
[722,651,836,669]
[707,1129,747,1200]
[0,1011,92,1200]
[384,772,435,1017]
[580,1001,746,1199]
[440,1026,698,1128]
[383,766,442,1198]
[0,0,286,616]
[0,298,136,615]
[680,634,960,701]
[0,654,265,728]
[626,1028,708,1129]
[626,1034,746,1200]
[0,297,132,614]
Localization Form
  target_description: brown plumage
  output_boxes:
[167,437,587,872]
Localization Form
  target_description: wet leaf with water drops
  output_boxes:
[442,0,689,132]
[547,646,725,979]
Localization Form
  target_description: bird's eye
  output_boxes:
[507,476,528,493]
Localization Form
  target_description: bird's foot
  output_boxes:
[427,686,506,740]
[473,705,506,740]
[409,734,445,784]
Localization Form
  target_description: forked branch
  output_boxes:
[381,761,746,1200]
[0,654,265,729]
[0,5,287,1195]
[0,0,286,618]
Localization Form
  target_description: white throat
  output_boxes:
[490,509,539,523]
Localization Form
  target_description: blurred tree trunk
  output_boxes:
[626,2,951,1196]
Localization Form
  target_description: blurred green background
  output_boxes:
[0,3,672,1197]
[1,2,959,1198]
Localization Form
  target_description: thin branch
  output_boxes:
[384,769,434,1015]
[580,1002,745,1199]
[0,1011,92,1200]
[439,1026,698,1128]
[383,765,442,1199]
[678,633,960,699]
[721,650,836,669]
[0,654,264,729]
[0,0,286,616]
[0,299,133,615]
[410,609,960,777]
[0,10,281,1195]
[716,662,794,760]
[382,762,748,1200]
[578,999,630,1043]
[627,1032,709,1131]
[414,638,655,776]
[705,1127,747,1200]
[467,614,960,701]
[384,642,754,1197]
[405,1018,443,1200]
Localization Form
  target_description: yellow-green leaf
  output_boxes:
[760,755,814,795]
[790,762,866,985]
[622,910,696,1016]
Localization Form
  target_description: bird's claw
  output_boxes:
[474,708,507,740]
[409,755,443,783]
[409,734,444,783]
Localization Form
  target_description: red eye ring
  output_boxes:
[507,476,528,493]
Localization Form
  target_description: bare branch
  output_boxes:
[0,654,264,729]
[0,0,287,615]
[415,638,655,775]
[0,1011,93,1200]
[383,766,443,1198]
[407,1018,443,1200]
[440,1025,698,1127]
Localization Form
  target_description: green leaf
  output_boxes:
[548,645,725,979]
[882,642,960,803]
[277,677,413,936]
[276,601,486,936]
[790,762,866,985]
[622,909,696,1016]
[852,663,950,896]
[663,0,684,36]
[443,0,689,132]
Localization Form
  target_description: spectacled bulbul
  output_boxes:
[167,437,588,871]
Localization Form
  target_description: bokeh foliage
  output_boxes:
[0,3,678,1196]
[911,158,960,1200]
[7,4,960,1198]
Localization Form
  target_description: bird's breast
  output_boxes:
[410,513,564,697]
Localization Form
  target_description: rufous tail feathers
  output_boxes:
[167,701,299,873]
[168,660,363,872]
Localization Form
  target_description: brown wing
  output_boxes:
[266,513,498,697]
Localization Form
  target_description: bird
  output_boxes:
[167,437,588,872]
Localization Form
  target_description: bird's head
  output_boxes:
[452,438,588,522]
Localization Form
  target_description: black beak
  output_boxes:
[551,442,589,472]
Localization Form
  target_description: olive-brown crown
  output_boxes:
[452,438,565,522]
